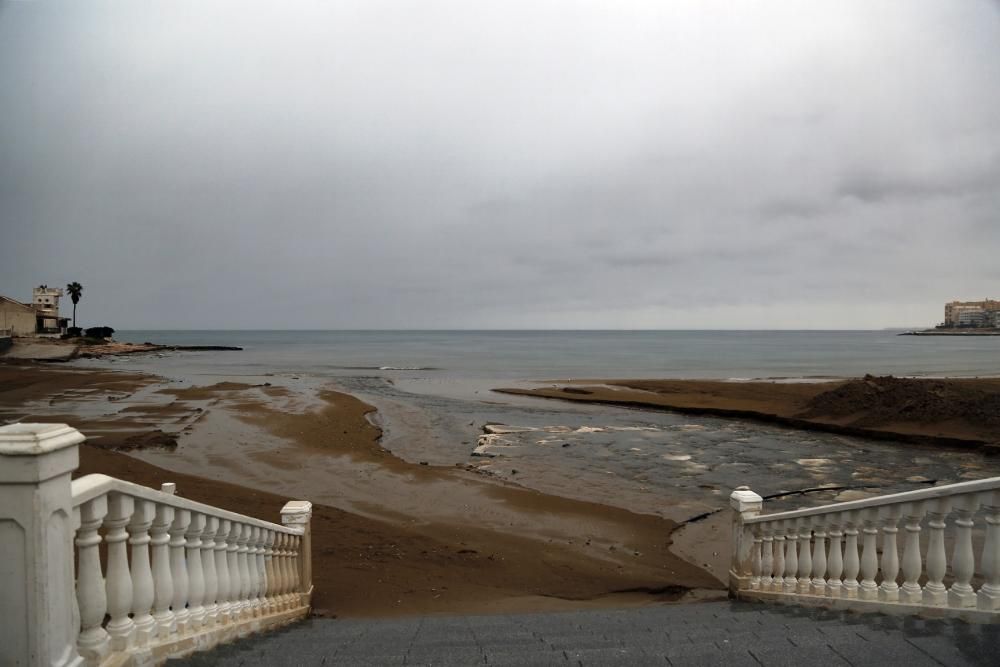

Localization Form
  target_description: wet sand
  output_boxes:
[496,376,1000,449]
[0,362,722,617]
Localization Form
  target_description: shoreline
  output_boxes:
[0,337,242,362]
[899,329,1000,336]
[494,376,1000,452]
[0,361,723,617]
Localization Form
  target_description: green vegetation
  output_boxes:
[66,281,83,328]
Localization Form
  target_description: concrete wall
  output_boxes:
[0,300,37,336]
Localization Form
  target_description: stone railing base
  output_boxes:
[99,605,310,667]
[736,590,997,624]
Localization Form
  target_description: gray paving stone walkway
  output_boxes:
[170,601,1000,666]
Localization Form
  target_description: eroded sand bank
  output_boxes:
[496,376,1000,449]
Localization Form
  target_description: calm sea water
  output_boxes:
[113,329,1000,380]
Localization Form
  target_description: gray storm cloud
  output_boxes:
[1,1,999,329]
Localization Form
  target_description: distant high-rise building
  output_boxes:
[943,299,1000,328]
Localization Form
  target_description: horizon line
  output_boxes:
[110,327,925,332]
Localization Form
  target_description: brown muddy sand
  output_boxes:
[0,362,721,618]
[497,375,1000,450]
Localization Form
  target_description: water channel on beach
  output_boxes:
[339,374,1000,522]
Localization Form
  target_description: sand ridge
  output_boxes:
[496,376,1000,449]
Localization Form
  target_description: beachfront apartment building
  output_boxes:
[32,285,66,333]
[0,295,38,336]
[943,299,1000,328]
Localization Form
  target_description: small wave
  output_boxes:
[337,366,441,371]
[379,366,439,371]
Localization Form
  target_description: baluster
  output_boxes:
[811,520,827,595]
[842,513,860,599]
[271,531,285,612]
[151,503,175,638]
[783,520,798,594]
[948,495,980,608]
[105,494,135,651]
[263,529,275,614]
[760,526,774,591]
[878,506,901,602]
[858,511,879,600]
[186,514,206,631]
[76,496,110,662]
[900,502,926,604]
[237,524,252,620]
[254,527,267,615]
[825,521,843,598]
[771,527,785,593]
[201,517,220,627]
[226,522,242,620]
[750,527,762,590]
[978,492,1000,611]
[169,509,191,634]
[214,519,232,624]
[923,498,951,606]
[129,500,157,647]
[797,521,812,594]
[247,526,262,617]
[278,533,290,611]
[289,534,301,606]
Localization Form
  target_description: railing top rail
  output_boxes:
[745,475,1000,524]
[71,473,303,535]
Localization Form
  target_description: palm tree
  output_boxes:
[66,282,83,329]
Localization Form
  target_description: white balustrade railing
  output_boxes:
[0,423,313,667]
[729,478,1000,618]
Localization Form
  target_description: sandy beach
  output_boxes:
[6,357,1000,618]
[0,361,722,618]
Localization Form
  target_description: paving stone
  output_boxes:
[169,601,1000,667]
[544,637,624,651]
[904,636,982,666]
[829,641,944,667]
[566,646,664,665]
[663,644,759,667]
[405,653,486,666]
[484,646,568,666]
[749,645,852,666]
[332,656,409,667]
[477,636,546,648]
[485,655,568,667]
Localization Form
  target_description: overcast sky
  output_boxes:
[2,1,999,329]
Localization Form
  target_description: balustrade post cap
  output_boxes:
[730,487,763,512]
[0,423,85,455]
[281,500,313,525]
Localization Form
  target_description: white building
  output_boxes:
[32,285,66,334]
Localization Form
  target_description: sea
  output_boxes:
[111,329,1000,381]
[83,330,1000,520]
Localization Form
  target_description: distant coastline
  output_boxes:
[0,337,242,362]
[899,329,1000,336]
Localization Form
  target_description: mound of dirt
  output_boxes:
[801,375,1000,429]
